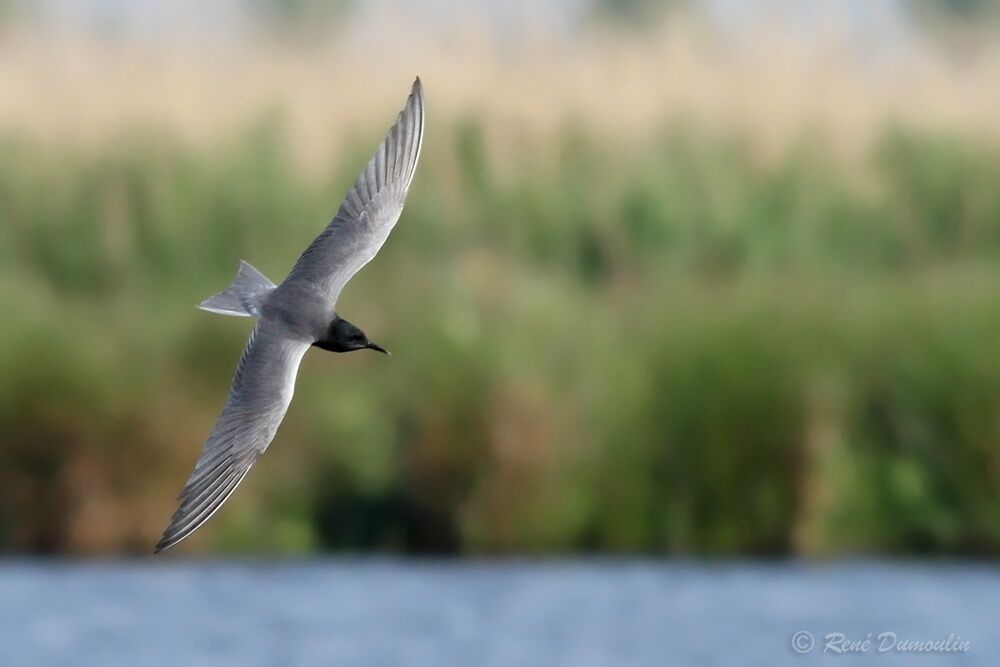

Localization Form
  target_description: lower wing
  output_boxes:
[155,319,310,553]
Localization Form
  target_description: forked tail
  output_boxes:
[199,260,276,317]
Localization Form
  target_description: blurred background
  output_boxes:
[2,1,1000,664]
[0,0,998,558]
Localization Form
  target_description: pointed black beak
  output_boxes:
[366,342,390,355]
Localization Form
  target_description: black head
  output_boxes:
[313,316,389,355]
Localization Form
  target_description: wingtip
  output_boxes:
[153,526,181,553]
[412,76,423,98]
[154,532,182,554]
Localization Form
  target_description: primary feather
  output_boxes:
[155,319,309,552]
[283,77,425,308]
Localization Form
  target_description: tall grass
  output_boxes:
[0,109,997,555]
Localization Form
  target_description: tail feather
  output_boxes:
[199,260,276,317]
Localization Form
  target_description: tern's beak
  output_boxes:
[366,342,390,355]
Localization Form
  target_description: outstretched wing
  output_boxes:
[155,319,310,553]
[282,76,425,307]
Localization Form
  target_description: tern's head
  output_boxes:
[314,316,388,355]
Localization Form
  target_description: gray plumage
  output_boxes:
[155,77,424,553]
[199,260,276,317]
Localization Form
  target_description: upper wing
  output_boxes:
[281,77,425,307]
[155,319,310,553]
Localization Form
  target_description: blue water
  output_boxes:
[0,560,995,666]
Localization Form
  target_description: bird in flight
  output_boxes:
[155,78,424,553]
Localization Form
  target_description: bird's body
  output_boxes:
[155,78,424,553]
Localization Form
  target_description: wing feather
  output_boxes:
[155,319,309,553]
[281,77,425,307]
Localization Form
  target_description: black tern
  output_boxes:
[155,78,424,553]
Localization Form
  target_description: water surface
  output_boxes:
[1,560,994,666]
